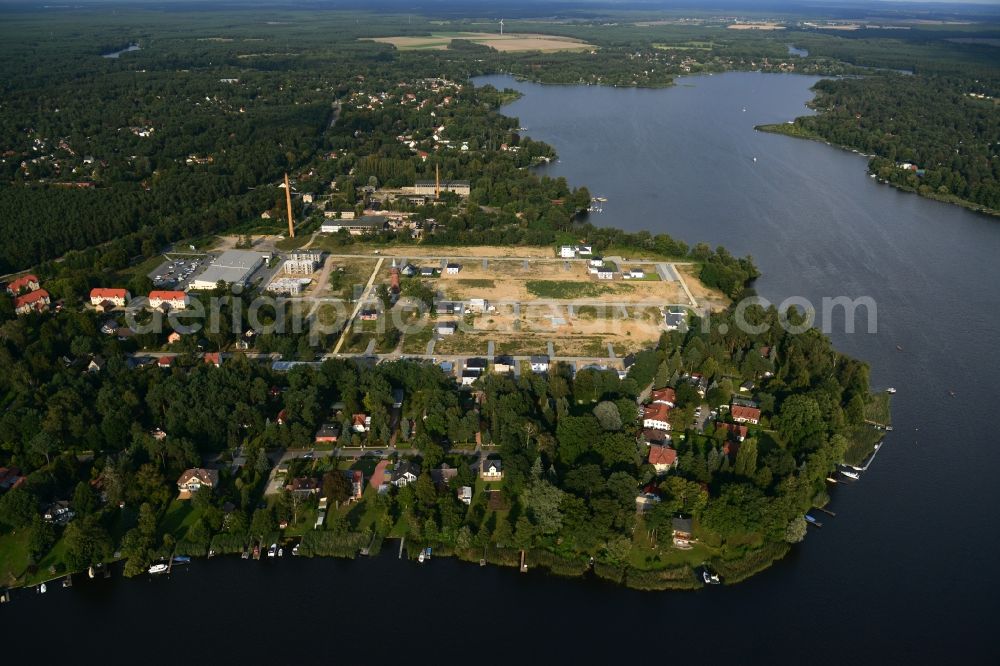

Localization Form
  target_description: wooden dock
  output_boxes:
[398,537,405,559]
[519,550,528,573]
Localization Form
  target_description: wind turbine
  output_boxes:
[499,18,504,35]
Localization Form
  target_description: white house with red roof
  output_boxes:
[148,290,188,310]
[14,289,50,315]
[89,288,130,307]
[651,387,676,407]
[642,402,672,431]
[648,444,678,474]
[6,274,39,295]
[731,404,761,425]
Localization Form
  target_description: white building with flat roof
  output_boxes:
[189,250,267,290]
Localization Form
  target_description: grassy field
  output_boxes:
[0,529,31,585]
[526,280,632,299]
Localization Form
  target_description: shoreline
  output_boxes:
[756,123,1000,220]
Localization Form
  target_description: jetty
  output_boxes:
[519,550,528,573]
[398,537,405,559]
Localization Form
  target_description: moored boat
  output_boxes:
[840,469,860,480]
[267,543,277,558]
[148,563,168,574]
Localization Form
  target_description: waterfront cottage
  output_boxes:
[672,517,694,548]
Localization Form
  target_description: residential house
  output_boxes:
[287,477,321,497]
[460,370,479,387]
[315,423,341,443]
[352,413,370,433]
[176,468,219,496]
[560,245,576,258]
[359,309,379,321]
[0,467,25,491]
[401,263,418,278]
[466,358,488,373]
[719,422,748,442]
[44,501,75,525]
[664,308,687,331]
[392,388,404,409]
[436,321,458,336]
[635,492,661,514]
[167,331,183,344]
[347,470,364,500]
[435,301,464,316]
[6,274,40,295]
[480,458,503,481]
[391,460,420,488]
[204,352,222,367]
[641,429,671,446]
[589,257,604,268]
[672,517,694,548]
[419,266,437,277]
[648,444,678,474]
[623,268,645,280]
[87,356,106,373]
[157,356,175,369]
[596,268,614,280]
[739,380,755,393]
[14,289,50,315]
[430,464,458,488]
[89,288,130,308]
[731,405,761,425]
[651,387,677,407]
[529,355,550,373]
[445,263,462,275]
[493,355,515,374]
[643,403,672,431]
[458,486,473,505]
[576,245,593,256]
[148,290,188,311]
[468,298,490,313]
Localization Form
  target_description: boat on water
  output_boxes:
[267,543,277,558]
[278,548,284,557]
[840,469,860,480]
[252,545,261,560]
[88,566,95,579]
[702,569,721,585]
[418,550,425,563]
[886,387,897,394]
[292,544,300,556]
[752,156,757,162]
[804,515,824,528]
[241,549,249,559]
[171,555,191,565]
[38,583,47,594]
[62,576,72,588]
[148,563,169,574]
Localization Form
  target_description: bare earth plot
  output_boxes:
[366,32,594,52]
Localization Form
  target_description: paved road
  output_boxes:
[332,257,384,354]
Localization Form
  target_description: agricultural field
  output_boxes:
[366,32,594,52]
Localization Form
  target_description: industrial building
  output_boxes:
[412,179,470,197]
[320,216,387,235]
[189,250,268,290]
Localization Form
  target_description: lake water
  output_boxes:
[4,72,999,664]
[102,44,140,58]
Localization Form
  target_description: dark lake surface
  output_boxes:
[5,72,999,664]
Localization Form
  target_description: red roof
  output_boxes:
[648,444,677,466]
[90,288,128,300]
[204,352,222,365]
[14,289,49,309]
[643,403,670,422]
[157,356,174,367]
[7,274,39,293]
[149,290,186,301]
[651,387,676,405]
[720,422,748,439]
[731,405,761,422]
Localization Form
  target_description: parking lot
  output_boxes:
[148,254,210,290]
